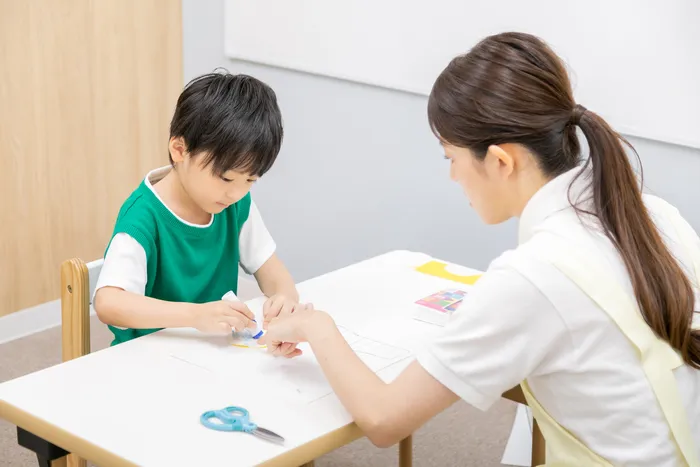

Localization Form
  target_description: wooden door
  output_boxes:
[0,0,182,316]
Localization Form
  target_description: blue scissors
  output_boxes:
[200,406,285,445]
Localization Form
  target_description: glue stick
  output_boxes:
[222,291,263,339]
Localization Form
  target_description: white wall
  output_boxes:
[223,0,700,149]
[183,0,700,282]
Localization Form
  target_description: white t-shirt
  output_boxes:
[95,167,276,296]
[416,168,700,466]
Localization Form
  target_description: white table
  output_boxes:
[0,251,485,466]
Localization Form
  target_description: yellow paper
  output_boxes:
[415,261,481,285]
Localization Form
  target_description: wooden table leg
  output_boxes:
[67,453,86,467]
[399,435,413,467]
[50,457,68,467]
[299,462,315,467]
[531,418,546,466]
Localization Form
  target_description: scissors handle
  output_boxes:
[200,406,257,433]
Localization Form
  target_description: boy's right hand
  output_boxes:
[192,301,256,334]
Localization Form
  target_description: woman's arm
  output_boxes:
[262,310,460,447]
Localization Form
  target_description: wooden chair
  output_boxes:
[59,258,103,467]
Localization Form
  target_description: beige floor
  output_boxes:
[0,317,519,466]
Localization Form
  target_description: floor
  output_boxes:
[0,317,519,466]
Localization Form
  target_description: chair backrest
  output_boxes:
[87,259,104,306]
[60,258,103,362]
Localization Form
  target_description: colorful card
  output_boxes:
[415,289,467,314]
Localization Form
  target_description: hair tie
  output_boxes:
[571,104,587,125]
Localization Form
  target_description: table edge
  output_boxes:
[1,398,364,466]
[0,399,138,466]
[259,423,364,466]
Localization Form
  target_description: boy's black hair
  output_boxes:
[169,70,283,177]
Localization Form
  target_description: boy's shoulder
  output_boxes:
[109,179,161,255]
[115,180,157,224]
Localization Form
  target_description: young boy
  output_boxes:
[94,72,299,346]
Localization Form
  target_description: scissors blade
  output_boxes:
[252,427,285,445]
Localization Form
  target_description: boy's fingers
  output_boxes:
[224,316,246,331]
[264,300,283,321]
[226,302,254,320]
[280,302,294,318]
[215,322,232,335]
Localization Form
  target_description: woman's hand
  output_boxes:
[259,304,333,358]
[262,294,301,329]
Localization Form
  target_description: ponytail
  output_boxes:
[574,105,700,369]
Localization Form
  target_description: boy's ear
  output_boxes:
[169,137,187,163]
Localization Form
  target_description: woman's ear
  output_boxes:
[169,137,187,163]
[485,144,515,179]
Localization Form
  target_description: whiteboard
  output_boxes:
[224,0,700,149]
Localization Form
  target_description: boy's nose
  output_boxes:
[224,189,243,202]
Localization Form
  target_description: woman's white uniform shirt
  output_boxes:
[416,167,700,466]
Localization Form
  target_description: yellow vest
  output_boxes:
[512,203,700,466]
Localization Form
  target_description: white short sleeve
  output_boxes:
[415,254,571,411]
[94,233,147,297]
[239,200,277,274]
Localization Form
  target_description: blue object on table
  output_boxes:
[200,406,285,444]
[250,321,264,340]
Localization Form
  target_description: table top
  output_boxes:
[0,250,482,467]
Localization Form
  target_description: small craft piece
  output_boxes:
[415,260,481,285]
[414,289,467,326]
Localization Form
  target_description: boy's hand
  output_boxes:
[262,294,301,330]
[192,300,255,334]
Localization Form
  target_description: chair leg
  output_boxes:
[531,418,546,466]
[299,462,315,467]
[399,435,413,467]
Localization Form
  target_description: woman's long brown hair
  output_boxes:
[428,32,699,368]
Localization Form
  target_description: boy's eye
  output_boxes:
[221,176,233,182]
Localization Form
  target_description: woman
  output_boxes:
[260,32,700,465]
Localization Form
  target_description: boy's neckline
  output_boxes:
[144,166,214,228]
